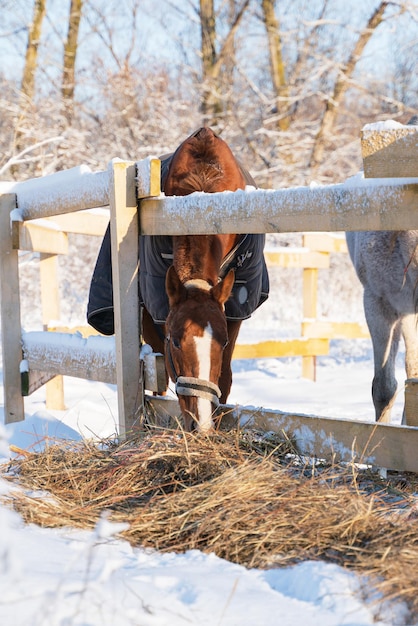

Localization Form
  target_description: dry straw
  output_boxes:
[2,428,418,619]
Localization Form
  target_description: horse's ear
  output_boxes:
[166,265,186,307]
[212,269,234,306]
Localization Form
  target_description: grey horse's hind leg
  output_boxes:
[364,289,401,422]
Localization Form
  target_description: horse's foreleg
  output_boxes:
[219,320,242,404]
[141,307,169,393]
[364,290,400,422]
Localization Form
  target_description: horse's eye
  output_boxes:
[172,337,181,350]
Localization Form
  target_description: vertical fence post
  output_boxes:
[302,233,318,380]
[0,194,25,423]
[404,379,418,426]
[40,253,65,410]
[109,161,142,437]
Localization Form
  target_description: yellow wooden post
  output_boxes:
[233,338,329,360]
[404,379,418,426]
[39,253,65,410]
[302,269,318,380]
[302,233,318,380]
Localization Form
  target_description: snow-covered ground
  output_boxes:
[0,333,411,626]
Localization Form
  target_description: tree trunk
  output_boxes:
[20,0,46,101]
[200,0,220,124]
[221,0,238,112]
[199,0,250,127]
[62,0,83,123]
[13,0,47,172]
[261,0,290,131]
[309,1,389,169]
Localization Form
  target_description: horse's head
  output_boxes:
[165,265,235,432]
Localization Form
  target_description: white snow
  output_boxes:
[0,337,411,625]
[1,498,403,626]
[344,170,418,187]
[0,164,110,220]
[22,330,115,358]
[362,120,407,131]
[140,174,418,238]
[21,331,116,379]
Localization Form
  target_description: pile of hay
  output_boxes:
[2,429,418,618]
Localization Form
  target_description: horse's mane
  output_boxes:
[177,166,223,193]
[174,128,235,194]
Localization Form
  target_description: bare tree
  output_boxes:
[1,0,415,187]
[199,0,251,127]
[309,1,390,169]
[12,0,46,172]
[260,0,290,131]
[62,0,83,123]
[20,0,46,101]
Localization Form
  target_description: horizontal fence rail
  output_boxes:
[145,395,418,473]
[140,179,418,236]
[4,166,110,219]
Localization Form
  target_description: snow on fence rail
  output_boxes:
[1,165,109,219]
[1,125,418,472]
[139,176,418,235]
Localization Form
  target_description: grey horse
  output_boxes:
[346,117,418,423]
[346,230,418,423]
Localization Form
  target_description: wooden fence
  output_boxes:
[5,210,368,413]
[25,225,370,408]
[44,231,365,389]
[1,126,418,471]
[256,233,369,380]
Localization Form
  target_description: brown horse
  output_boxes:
[141,128,268,431]
[88,127,269,432]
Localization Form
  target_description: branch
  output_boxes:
[210,0,251,80]
[0,136,63,176]
[309,1,391,169]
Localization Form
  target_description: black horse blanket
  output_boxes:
[87,154,269,335]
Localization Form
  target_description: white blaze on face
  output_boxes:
[194,323,214,431]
